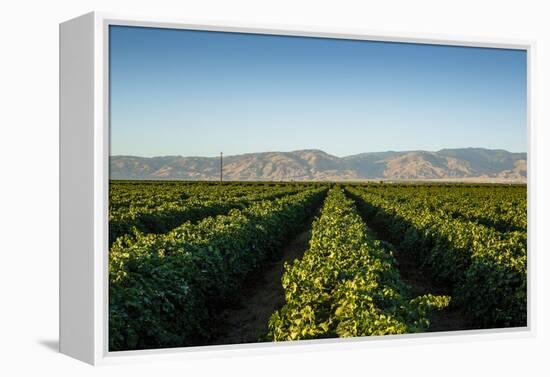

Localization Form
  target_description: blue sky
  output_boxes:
[109,26,527,157]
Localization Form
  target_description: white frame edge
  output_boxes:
[60,12,96,364]
[59,11,536,366]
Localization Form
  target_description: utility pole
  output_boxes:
[220,152,223,183]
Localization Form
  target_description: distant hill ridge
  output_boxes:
[110,148,527,182]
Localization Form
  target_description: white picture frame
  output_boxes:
[59,11,535,365]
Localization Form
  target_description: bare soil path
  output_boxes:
[391,247,475,332]
[206,226,314,345]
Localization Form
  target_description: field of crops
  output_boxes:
[109,180,527,351]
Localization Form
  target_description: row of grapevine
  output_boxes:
[109,184,305,244]
[109,188,327,351]
[110,180,327,212]
[110,181,307,218]
[346,186,526,327]
[267,188,449,341]
[359,184,526,232]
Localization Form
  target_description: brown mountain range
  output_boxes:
[110,148,527,182]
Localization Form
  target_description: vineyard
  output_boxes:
[109,180,527,351]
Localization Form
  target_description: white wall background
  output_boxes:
[1,0,548,375]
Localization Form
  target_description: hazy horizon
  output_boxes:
[110,26,527,157]
[110,146,527,159]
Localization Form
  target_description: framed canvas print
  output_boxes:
[59,12,533,365]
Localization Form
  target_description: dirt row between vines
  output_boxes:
[206,214,318,345]
[388,244,475,332]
